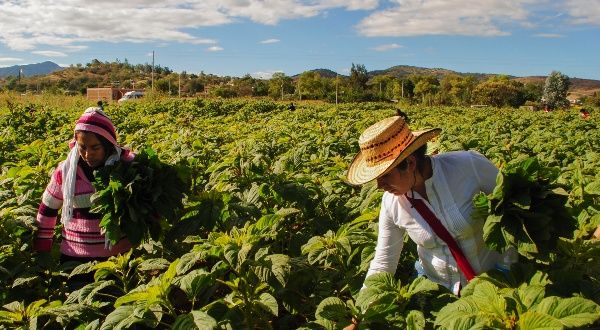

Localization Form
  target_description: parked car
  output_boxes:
[118,91,144,103]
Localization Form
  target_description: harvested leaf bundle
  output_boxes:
[90,148,189,245]
[474,157,576,260]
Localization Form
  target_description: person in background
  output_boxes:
[34,107,134,264]
[580,108,590,119]
[343,111,516,328]
[288,102,296,111]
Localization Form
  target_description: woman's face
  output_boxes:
[76,131,106,169]
[376,157,415,196]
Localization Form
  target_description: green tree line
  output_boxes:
[2,60,595,109]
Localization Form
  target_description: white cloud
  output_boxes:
[251,70,283,79]
[63,45,88,52]
[0,57,23,62]
[371,43,402,51]
[207,46,224,52]
[0,1,379,51]
[260,39,280,44]
[564,0,600,25]
[32,50,68,57]
[220,0,378,25]
[533,33,563,38]
[356,0,538,37]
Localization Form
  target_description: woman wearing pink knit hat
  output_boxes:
[34,107,134,263]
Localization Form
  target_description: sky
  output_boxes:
[0,0,599,80]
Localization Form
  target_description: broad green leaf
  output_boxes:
[512,284,546,313]
[0,310,22,323]
[71,280,116,305]
[114,292,150,307]
[178,269,213,300]
[257,292,278,316]
[405,310,426,330]
[69,262,97,277]
[532,296,600,328]
[137,258,170,272]
[99,306,141,330]
[172,311,218,330]
[517,311,562,329]
[315,297,349,321]
[12,276,38,288]
[584,181,600,195]
[407,276,440,295]
[176,252,203,275]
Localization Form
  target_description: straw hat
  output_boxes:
[346,116,441,185]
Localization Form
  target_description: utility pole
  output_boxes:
[281,82,283,101]
[401,80,404,98]
[151,50,155,92]
[335,74,338,105]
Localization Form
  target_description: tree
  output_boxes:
[235,74,256,97]
[368,75,395,101]
[471,76,525,108]
[543,71,571,109]
[268,72,293,100]
[252,80,269,96]
[411,75,439,105]
[297,71,324,100]
[391,78,414,101]
[523,82,544,103]
[439,74,477,105]
[185,79,204,95]
[349,63,368,92]
[582,91,600,108]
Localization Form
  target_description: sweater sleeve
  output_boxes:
[364,194,406,284]
[34,167,63,252]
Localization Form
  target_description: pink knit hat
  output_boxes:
[74,107,118,145]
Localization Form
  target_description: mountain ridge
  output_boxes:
[0,61,62,77]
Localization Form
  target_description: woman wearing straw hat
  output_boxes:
[346,112,515,299]
[34,107,134,264]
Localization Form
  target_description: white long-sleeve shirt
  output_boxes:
[365,150,509,294]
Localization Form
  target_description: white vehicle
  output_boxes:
[118,91,144,103]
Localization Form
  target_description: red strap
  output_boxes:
[406,194,477,281]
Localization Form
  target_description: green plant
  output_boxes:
[91,148,190,245]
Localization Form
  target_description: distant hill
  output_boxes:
[371,65,469,79]
[0,61,62,78]
[292,68,340,79]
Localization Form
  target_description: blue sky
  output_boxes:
[1,0,599,79]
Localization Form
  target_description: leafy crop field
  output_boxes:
[1,96,599,329]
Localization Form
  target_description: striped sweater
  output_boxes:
[34,153,134,258]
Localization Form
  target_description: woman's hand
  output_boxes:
[593,226,600,239]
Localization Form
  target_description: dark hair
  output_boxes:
[396,109,410,123]
[395,144,428,172]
